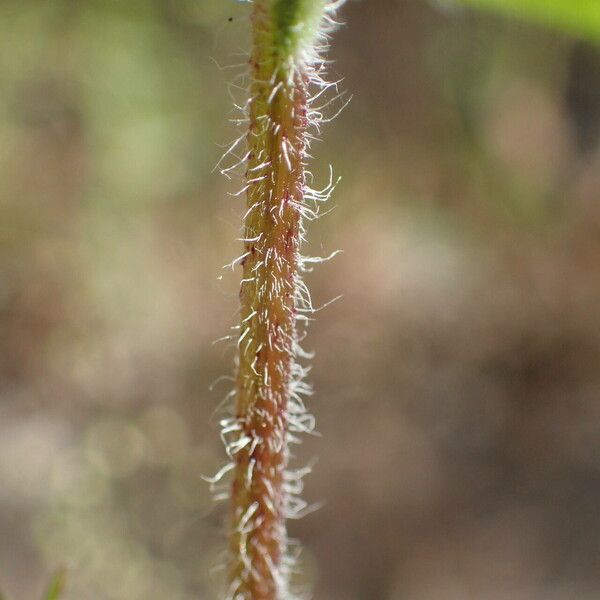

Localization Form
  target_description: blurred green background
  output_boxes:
[0,1,599,599]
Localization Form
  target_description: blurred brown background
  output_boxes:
[0,1,599,599]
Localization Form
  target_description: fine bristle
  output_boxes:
[211,3,346,598]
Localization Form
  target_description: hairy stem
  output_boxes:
[224,2,344,599]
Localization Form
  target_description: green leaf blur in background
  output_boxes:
[0,570,64,600]
[461,0,600,43]
[43,570,66,600]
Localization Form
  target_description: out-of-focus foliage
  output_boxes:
[44,570,66,600]
[461,0,600,42]
[0,569,65,600]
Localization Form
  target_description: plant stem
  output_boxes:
[223,2,344,599]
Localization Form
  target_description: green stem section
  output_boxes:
[227,2,324,599]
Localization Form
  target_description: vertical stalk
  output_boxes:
[222,2,345,599]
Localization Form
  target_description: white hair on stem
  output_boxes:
[209,2,347,598]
